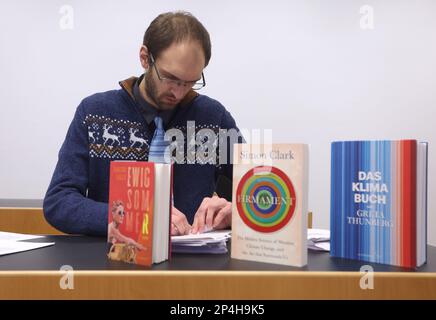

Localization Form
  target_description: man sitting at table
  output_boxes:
[43,11,242,237]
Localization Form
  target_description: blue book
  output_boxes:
[330,140,427,268]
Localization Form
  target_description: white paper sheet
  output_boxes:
[0,231,46,241]
[0,240,55,256]
[171,230,231,254]
[307,228,330,252]
[171,230,231,243]
[307,228,330,242]
[308,240,330,252]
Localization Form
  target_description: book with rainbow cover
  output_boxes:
[330,140,428,268]
[231,144,309,267]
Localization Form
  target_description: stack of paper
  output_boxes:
[307,228,330,252]
[171,230,231,254]
[0,231,55,256]
[171,229,331,254]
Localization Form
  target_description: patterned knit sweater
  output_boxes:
[43,77,241,236]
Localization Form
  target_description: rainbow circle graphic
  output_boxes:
[236,166,297,233]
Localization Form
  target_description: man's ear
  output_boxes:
[139,45,150,70]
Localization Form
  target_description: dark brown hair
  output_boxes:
[143,11,211,67]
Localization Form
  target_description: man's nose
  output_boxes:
[170,84,187,99]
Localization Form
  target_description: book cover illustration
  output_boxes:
[107,161,155,266]
[231,144,309,267]
[330,140,427,268]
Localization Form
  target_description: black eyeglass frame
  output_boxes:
[149,53,206,90]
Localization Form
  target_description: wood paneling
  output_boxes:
[0,207,64,235]
[1,271,435,299]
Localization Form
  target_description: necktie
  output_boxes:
[148,116,170,163]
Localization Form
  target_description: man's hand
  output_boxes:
[191,195,232,234]
[171,206,191,236]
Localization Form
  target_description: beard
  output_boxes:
[144,72,179,110]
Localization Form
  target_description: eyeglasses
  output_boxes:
[149,54,206,90]
[117,210,125,217]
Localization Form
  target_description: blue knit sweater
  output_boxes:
[43,77,241,236]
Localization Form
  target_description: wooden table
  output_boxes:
[1,201,435,300]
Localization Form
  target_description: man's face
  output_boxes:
[142,41,205,110]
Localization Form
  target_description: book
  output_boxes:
[231,144,309,267]
[330,140,428,268]
[107,161,172,266]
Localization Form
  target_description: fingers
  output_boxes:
[172,206,184,217]
[192,196,230,233]
[212,202,232,230]
[172,220,190,235]
[171,222,179,236]
[171,206,191,236]
[192,198,209,234]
